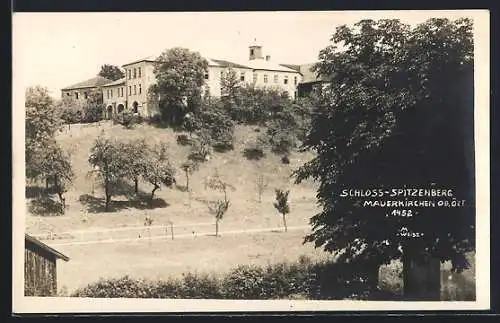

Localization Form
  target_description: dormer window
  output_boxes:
[204,73,209,80]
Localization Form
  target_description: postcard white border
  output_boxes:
[12,9,490,313]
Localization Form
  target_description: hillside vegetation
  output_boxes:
[26,121,319,235]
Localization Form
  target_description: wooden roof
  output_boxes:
[25,234,70,262]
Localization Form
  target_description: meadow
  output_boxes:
[25,121,475,300]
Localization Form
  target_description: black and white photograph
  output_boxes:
[12,10,490,313]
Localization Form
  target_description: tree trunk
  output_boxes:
[185,171,189,190]
[215,219,219,237]
[150,185,159,205]
[282,214,287,232]
[104,180,111,212]
[54,175,66,209]
[134,177,139,194]
[403,245,441,301]
[45,177,49,190]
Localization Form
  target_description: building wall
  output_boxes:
[250,70,301,99]
[123,61,158,117]
[24,245,57,296]
[102,84,126,119]
[203,66,301,99]
[60,88,95,108]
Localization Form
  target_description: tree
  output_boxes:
[207,200,230,237]
[120,139,149,195]
[88,135,130,211]
[205,170,234,237]
[273,189,290,232]
[39,140,74,208]
[142,143,176,202]
[151,48,208,125]
[294,18,474,298]
[25,86,62,180]
[255,174,268,203]
[205,170,235,204]
[98,64,125,81]
[221,67,240,99]
[81,89,104,123]
[181,160,199,192]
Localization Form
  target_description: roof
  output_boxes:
[280,64,301,72]
[25,234,70,262]
[227,58,300,73]
[299,63,327,83]
[209,58,250,69]
[122,55,157,67]
[61,76,113,91]
[101,77,126,87]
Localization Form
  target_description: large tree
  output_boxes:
[88,135,130,211]
[25,86,62,180]
[294,18,474,299]
[151,47,208,125]
[98,64,125,81]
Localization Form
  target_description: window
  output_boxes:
[138,67,141,78]
[129,86,131,95]
[66,92,70,96]
[110,89,113,98]
[274,75,278,83]
[204,73,209,80]
[133,68,137,78]
[75,92,79,99]
[263,74,268,83]
[84,92,88,99]
[240,72,245,82]
[284,76,289,85]
[294,76,298,85]
[139,84,142,94]
[221,71,224,79]
[134,85,137,95]
[128,69,131,80]
[253,73,257,83]
[250,49,254,56]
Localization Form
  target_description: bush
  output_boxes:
[176,134,192,146]
[243,147,265,161]
[119,112,143,129]
[188,136,212,162]
[281,155,290,164]
[81,104,104,123]
[71,258,400,300]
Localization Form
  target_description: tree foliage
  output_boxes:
[98,64,125,81]
[274,189,291,232]
[142,143,176,201]
[151,48,208,124]
[294,18,475,273]
[88,135,130,211]
[220,67,240,99]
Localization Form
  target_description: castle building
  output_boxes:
[61,43,321,118]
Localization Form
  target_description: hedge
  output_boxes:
[71,257,391,300]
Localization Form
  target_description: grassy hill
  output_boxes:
[26,121,320,235]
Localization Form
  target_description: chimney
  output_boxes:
[265,55,271,61]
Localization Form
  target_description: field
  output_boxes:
[25,121,476,299]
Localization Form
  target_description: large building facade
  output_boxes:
[61,44,318,118]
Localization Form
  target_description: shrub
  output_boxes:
[29,197,65,216]
[243,147,265,161]
[188,136,212,162]
[176,134,192,146]
[71,258,402,300]
[119,112,142,129]
[281,155,290,164]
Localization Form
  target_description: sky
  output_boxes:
[13,10,480,98]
